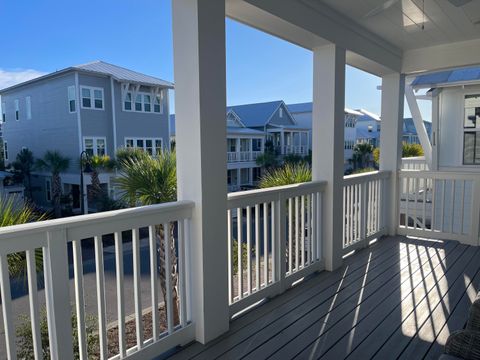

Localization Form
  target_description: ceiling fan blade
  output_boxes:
[364,0,401,18]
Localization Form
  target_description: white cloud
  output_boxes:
[0,68,46,90]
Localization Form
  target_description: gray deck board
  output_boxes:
[170,236,479,360]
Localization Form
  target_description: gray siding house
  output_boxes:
[0,61,173,212]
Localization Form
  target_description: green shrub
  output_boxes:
[259,163,311,188]
[17,309,99,360]
[232,239,254,273]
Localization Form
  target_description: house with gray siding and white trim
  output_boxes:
[0,60,173,213]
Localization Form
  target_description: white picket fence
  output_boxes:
[398,170,480,245]
[226,181,325,316]
[342,171,391,253]
[0,201,195,360]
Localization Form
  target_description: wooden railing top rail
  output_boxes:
[398,170,480,180]
[0,200,195,243]
[227,181,326,209]
[343,170,391,186]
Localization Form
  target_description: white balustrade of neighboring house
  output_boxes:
[227,151,263,163]
[401,156,429,171]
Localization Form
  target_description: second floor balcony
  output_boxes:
[227,150,263,163]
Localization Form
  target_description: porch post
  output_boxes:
[172,0,229,343]
[312,44,345,271]
[380,73,405,236]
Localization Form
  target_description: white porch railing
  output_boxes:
[398,170,480,245]
[226,181,325,316]
[342,171,391,253]
[401,156,429,170]
[283,145,307,155]
[227,151,263,163]
[0,201,195,360]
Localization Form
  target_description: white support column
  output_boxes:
[312,44,345,271]
[380,73,405,236]
[405,84,432,165]
[280,130,285,154]
[172,0,229,343]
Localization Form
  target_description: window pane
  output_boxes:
[94,99,103,109]
[97,139,105,156]
[85,139,94,157]
[155,139,162,154]
[82,98,91,108]
[146,139,153,155]
[476,133,480,164]
[144,95,151,112]
[94,89,102,99]
[137,139,144,148]
[464,132,475,164]
[465,107,477,128]
[126,139,133,148]
[93,90,103,109]
[135,95,142,111]
[125,93,132,110]
[154,95,160,113]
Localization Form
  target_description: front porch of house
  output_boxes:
[171,235,480,360]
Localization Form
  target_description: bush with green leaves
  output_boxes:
[17,309,99,360]
[232,239,254,273]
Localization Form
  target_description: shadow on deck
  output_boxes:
[169,235,480,360]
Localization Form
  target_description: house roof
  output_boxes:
[227,100,284,127]
[0,60,173,93]
[403,118,432,135]
[287,102,363,116]
[411,67,480,89]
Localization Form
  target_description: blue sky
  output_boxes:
[0,0,430,119]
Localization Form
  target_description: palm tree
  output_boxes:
[0,195,46,277]
[114,149,180,322]
[87,155,114,201]
[259,162,312,188]
[352,143,374,169]
[12,148,35,200]
[36,151,70,218]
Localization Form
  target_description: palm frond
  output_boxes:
[259,163,312,188]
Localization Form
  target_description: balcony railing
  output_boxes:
[283,145,308,155]
[227,151,263,163]
[342,171,391,253]
[226,181,325,316]
[398,170,480,245]
[401,156,429,170]
[0,201,195,360]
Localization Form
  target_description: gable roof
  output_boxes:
[411,67,480,89]
[287,102,363,116]
[227,100,287,127]
[0,60,173,93]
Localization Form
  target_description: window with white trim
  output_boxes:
[68,86,76,113]
[46,179,52,202]
[125,137,163,156]
[124,92,132,111]
[123,89,164,114]
[81,86,104,110]
[3,141,8,161]
[463,94,480,165]
[26,96,32,120]
[83,137,107,157]
[1,102,5,122]
[14,99,19,120]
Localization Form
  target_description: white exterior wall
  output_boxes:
[436,85,480,172]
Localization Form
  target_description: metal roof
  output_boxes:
[74,61,173,88]
[227,101,285,127]
[169,114,265,136]
[287,102,363,116]
[412,67,480,89]
[0,60,173,93]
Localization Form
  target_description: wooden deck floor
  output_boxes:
[170,236,480,360]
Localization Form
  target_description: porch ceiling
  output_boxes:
[227,0,480,75]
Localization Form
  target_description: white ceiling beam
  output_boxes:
[402,38,480,74]
[227,0,403,74]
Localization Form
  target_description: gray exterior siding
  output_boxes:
[1,72,80,172]
[268,104,296,126]
[78,73,115,156]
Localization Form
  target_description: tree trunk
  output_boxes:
[89,170,102,200]
[52,173,62,218]
[156,223,180,325]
